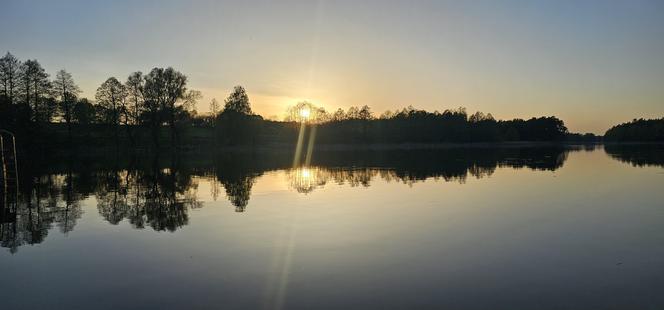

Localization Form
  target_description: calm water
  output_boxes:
[1,145,663,309]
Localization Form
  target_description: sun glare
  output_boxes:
[299,107,311,119]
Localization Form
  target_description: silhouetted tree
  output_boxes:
[53,69,81,139]
[223,85,251,114]
[143,67,188,149]
[19,59,51,123]
[285,101,327,123]
[358,105,373,120]
[124,71,145,146]
[96,77,127,145]
[209,98,220,116]
[216,86,262,145]
[332,108,345,122]
[0,52,21,105]
[72,98,97,125]
[346,106,360,120]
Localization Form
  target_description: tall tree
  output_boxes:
[143,67,187,149]
[53,69,81,138]
[358,105,373,120]
[0,52,21,104]
[209,98,220,116]
[181,90,201,115]
[19,59,51,123]
[224,85,252,115]
[125,71,144,125]
[217,86,260,145]
[124,71,145,146]
[96,77,127,145]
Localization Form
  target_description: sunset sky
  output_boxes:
[2,0,663,133]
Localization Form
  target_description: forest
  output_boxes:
[604,118,664,142]
[0,51,604,150]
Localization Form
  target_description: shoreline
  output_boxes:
[23,141,664,158]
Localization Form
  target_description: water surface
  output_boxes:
[1,145,663,309]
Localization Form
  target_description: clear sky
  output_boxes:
[2,0,663,133]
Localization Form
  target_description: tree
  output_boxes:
[73,98,97,125]
[53,69,81,138]
[332,108,346,122]
[285,101,327,123]
[379,110,394,120]
[224,85,251,115]
[175,89,201,129]
[96,77,127,145]
[604,118,664,142]
[346,106,360,119]
[358,105,373,120]
[0,52,21,104]
[469,111,494,123]
[19,59,51,123]
[182,90,201,115]
[209,98,220,116]
[143,67,187,148]
[216,86,261,145]
[125,72,144,125]
[124,71,145,146]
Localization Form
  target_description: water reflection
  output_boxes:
[95,167,202,232]
[604,143,664,167]
[0,174,82,253]
[285,146,570,193]
[2,145,658,252]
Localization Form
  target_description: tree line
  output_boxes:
[292,104,572,143]
[604,118,664,142]
[2,51,600,149]
[0,52,207,148]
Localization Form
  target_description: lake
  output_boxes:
[1,144,663,309]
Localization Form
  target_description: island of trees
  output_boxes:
[5,51,662,152]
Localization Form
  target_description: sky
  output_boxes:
[1,0,663,134]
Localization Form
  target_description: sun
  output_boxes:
[299,107,311,119]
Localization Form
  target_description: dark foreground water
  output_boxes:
[1,145,663,309]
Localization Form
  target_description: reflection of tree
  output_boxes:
[604,144,664,168]
[95,163,202,232]
[2,145,576,251]
[216,171,258,212]
[1,174,82,253]
[286,167,329,193]
[58,170,83,234]
[285,147,570,193]
[213,153,264,212]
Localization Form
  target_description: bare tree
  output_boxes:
[53,69,81,139]
[182,90,201,115]
[125,71,145,146]
[285,101,327,124]
[125,72,145,125]
[0,52,21,104]
[209,98,220,116]
[19,59,51,123]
